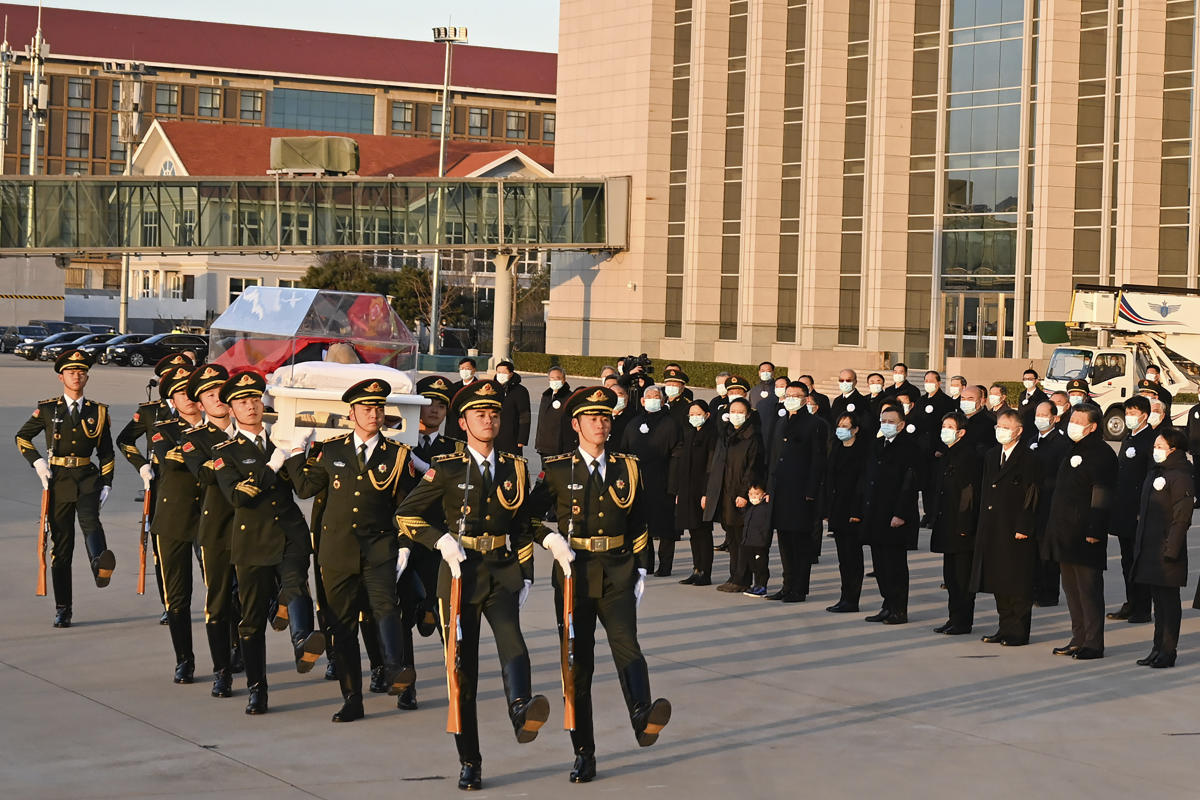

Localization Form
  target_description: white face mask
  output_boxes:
[688,414,705,429]
[1125,414,1143,431]
[901,402,912,415]
[879,422,899,439]
[495,372,510,385]
[948,385,962,398]
[664,385,681,398]
[728,412,747,428]
[1153,448,1169,463]
[987,395,1003,408]
[1147,373,1159,383]
[549,379,564,392]
[716,383,728,397]
[783,396,804,412]
[924,382,938,395]
[940,427,958,445]
[868,384,883,396]
[807,404,818,414]
[1055,403,1068,417]
[748,495,762,505]
[995,427,1014,445]
[459,369,475,382]
[759,371,773,383]
[1068,394,1084,407]
[1067,422,1087,442]
[960,399,976,415]
[1149,411,1164,427]
[774,386,786,398]
[1034,416,1053,432]
[644,398,663,413]
[1023,379,1036,390]
[614,397,627,412]
[893,373,905,385]
[838,381,855,395]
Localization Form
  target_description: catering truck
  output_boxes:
[1035,284,1200,440]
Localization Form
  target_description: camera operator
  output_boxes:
[618,353,655,410]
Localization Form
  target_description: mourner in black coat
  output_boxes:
[620,387,683,576]
[959,386,997,459]
[1045,406,1118,659]
[830,369,870,434]
[971,411,1039,646]
[1132,429,1193,667]
[1016,369,1050,433]
[911,371,958,523]
[1185,399,1200,503]
[535,371,572,461]
[1108,396,1155,623]
[1027,402,1069,606]
[929,412,982,634]
[670,401,717,585]
[855,408,919,624]
[703,399,762,591]
[825,413,869,612]
[493,362,531,456]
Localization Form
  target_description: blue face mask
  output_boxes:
[879,422,899,439]
[834,427,853,441]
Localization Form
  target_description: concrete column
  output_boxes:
[490,252,515,366]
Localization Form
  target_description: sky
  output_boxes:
[22,1,560,53]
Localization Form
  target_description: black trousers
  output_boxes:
[553,567,646,759]
[994,593,1032,641]
[1060,561,1105,651]
[157,535,195,614]
[235,564,280,641]
[943,552,975,629]
[322,560,402,631]
[47,475,106,571]
[777,527,818,596]
[1117,537,1152,616]
[735,544,769,588]
[1151,585,1182,656]
[1033,547,1061,605]
[832,531,864,605]
[723,522,744,582]
[440,566,530,765]
[685,523,713,577]
[870,544,909,613]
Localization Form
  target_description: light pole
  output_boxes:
[429,25,467,356]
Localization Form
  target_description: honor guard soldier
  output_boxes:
[16,349,116,627]
[527,386,672,784]
[212,371,325,715]
[179,363,244,697]
[117,352,194,623]
[395,380,548,792]
[148,366,206,684]
[287,378,421,722]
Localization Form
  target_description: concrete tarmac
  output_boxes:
[1,359,1198,799]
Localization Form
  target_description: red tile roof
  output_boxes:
[0,4,556,97]
[151,120,554,177]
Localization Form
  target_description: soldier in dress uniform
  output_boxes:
[395,380,548,792]
[526,386,672,784]
[212,371,325,715]
[15,349,116,627]
[116,352,194,623]
[179,363,244,698]
[147,366,206,683]
[288,378,421,722]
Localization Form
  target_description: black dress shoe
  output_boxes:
[174,659,196,684]
[714,541,728,552]
[826,601,859,613]
[324,661,338,681]
[332,697,364,723]
[1072,647,1104,660]
[458,761,482,791]
[369,665,387,693]
[767,589,787,601]
[570,754,597,783]
[1106,604,1131,621]
[417,610,438,638]
[633,698,672,747]
[211,669,233,698]
[510,694,550,743]
[1052,644,1079,656]
[691,575,711,586]
[396,685,418,710]
[981,632,1004,644]
[1136,650,1161,666]
[933,622,951,634]
[1001,637,1029,647]
[159,610,170,625]
[653,567,672,578]
[865,570,876,578]
[91,550,116,588]
[864,609,890,622]
[245,684,268,715]
[53,606,72,628]
[1150,652,1177,668]
[883,611,908,625]
[781,593,807,603]
[943,625,972,635]
[1126,614,1152,624]
[678,573,698,585]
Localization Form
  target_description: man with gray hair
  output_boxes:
[620,385,683,575]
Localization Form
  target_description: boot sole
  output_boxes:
[387,665,417,695]
[271,604,289,632]
[295,632,326,674]
[636,699,672,747]
[515,695,550,743]
[94,550,116,588]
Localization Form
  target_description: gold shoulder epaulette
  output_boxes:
[38,397,58,406]
[499,449,527,462]
[543,452,573,464]
[614,452,639,462]
[433,451,467,463]
[212,439,235,451]
[183,424,205,434]
[137,400,158,409]
[154,418,176,428]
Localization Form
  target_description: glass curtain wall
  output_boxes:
[1160,0,1195,287]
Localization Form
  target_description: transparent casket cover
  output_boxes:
[208,286,417,374]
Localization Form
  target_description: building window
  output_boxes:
[542,113,555,142]
[66,111,90,159]
[505,111,527,139]
[198,87,220,117]
[392,101,415,133]
[139,271,155,299]
[664,0,690,339]
[141,211,160,247]
[228,277,259,306]
[280,212,312,246]
[278,279,299,288]
[267,87,372,134]
[110,116,125,165]
[155,84,179,115]
[240,90,263,121]
[468,107,490,137]
[431,105,443,135]
[239,211,261,246]
[67,77,91,108]
[166,272,183,299]
[175,209,196,246]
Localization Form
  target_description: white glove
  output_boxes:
[634,567,647,608]
[99,486,111,507]
[542,531,576,577]
[139,464,154,490]
[436,533,466,579]
[290,428,314,454]
[32,457,50,490]
[268,429,292,453]
[266,447,287,472]
[518,579,532,609]
[396,547,410,580]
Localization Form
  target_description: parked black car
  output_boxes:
[28,320,89,335]
[107,332,209,367]
[1,325,49,353]
[94,333,151,363]
[14,331,89,360]
[40,333,117,361]
[80,323,117,334]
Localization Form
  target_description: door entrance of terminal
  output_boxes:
[941,292,1014,359]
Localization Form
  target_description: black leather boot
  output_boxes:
[457,761,482,791]
[331,636,364,723]
[619,659,671,747]
[569,695,596,783]
[319,610,338,680]
[396,684,418,710]
[501,655,549,743]
[229,621,245,674]
[167,610,195,684]
[286,595,325,674]
[242,635,268,715]
[51,565,72,628]
[205,622,233,697]
[376,613,416,695]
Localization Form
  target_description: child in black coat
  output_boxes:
[739,484,772,597]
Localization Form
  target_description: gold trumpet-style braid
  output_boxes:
[79,404,106,440]
[497,458,526,511]
[607,456,637,509]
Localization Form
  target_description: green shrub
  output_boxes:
[511,352,783,387]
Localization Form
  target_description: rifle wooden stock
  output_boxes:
[36,489,48,596]
[561,573,576,731]
[445,574,463,734]
[137,491,151,595]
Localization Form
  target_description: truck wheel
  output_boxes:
[1102,407,1126,441]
